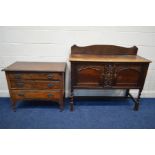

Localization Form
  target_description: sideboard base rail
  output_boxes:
[70,89,142,111]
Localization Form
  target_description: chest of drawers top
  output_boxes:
[2,61,66,72]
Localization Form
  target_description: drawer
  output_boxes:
[11,90,61,100]
[10,80,61,89]
[8,72,62,80]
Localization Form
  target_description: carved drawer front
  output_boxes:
[11,90,61,101]
[10,80,61,90]
[8,72,61,81]
[114,64,142,87]
[74,64,103,87]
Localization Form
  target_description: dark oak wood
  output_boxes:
[69,54,150,62]
[11,90,61,101]
[70,45,151,111]
[3,61,66,72]
[10,80,61,90]
[8,72,62,80]
[2,62,66,111]
[71,45,138,55]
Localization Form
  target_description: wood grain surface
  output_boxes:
[3,62,66,72]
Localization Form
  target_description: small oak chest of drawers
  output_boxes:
[2,62,66,111]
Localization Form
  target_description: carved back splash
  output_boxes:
[71,45,138,55]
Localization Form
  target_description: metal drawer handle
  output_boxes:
[48,94,53,98]
[16,82,24,87]
[18,93,24,97]
[47,74,53,79]
[15,74,21,79]
[48,83,54,87]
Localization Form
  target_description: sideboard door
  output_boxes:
[72,63,103,88]
[114,64,142,87]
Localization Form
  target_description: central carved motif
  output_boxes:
[103,64,114,87]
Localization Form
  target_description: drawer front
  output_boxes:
[11,90,61,100]
[8,72,62,80]
[10,80,61,89]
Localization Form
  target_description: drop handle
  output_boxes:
[18,93,24,97]
[48,83,54,87]
[47,74,53,79]
[16,82,24,87]
[48,94,53,98]
[15,74,21,79]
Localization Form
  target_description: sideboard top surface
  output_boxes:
[69,54,151,63]
[70,45,151,63]
[2,61,66,72]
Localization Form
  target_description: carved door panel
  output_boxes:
[74,64,103,88]
[114,64,142,87]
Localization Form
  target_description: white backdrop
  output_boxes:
[0,26,154,97]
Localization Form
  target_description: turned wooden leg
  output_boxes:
[59,97,64,112]
[134,89,142,111]
[11,99,16,112]
[70,91,74,111]
[125,89,129,98]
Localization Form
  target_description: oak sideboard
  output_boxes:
[69,45,151,111]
